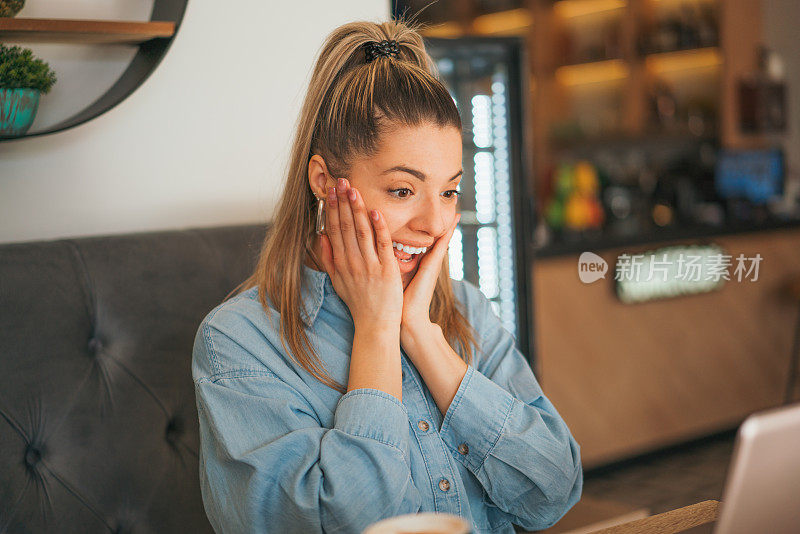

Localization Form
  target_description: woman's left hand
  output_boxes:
[400,213,461,343]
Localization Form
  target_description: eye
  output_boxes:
[389,187,461,199]
[389,188,412,199]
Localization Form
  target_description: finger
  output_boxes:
[440,213,461,257]
[434,213,461,254]
[349,187,378,264]
[445,213,461,244]
[370,209,396,268]
[337,179,363,264]
[448,213,461,241]
[325,186,346,269]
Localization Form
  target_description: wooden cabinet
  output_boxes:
[533,228,800,467]
[415,0,768,216]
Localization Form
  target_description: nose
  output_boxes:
[410,193,447,238]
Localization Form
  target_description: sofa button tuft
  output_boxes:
[24,444,41,468]
[165,416,183,441]
[88,337,103,353]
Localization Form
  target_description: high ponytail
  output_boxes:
[228,18,477,394]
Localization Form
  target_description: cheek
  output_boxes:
[383,214,407,235]
[371,206,408,235]
[358,191,390,222]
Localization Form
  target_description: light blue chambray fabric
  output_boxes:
[192,263,582,534]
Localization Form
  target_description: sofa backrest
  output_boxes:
[0,223,267,533]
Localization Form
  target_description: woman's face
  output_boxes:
[310,122,463,289]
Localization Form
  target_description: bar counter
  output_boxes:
[531,223,800,468]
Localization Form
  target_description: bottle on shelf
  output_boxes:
[649,79,678,132]
[697,3,719,48]
[544,160,605,235]
[676,4,700,51]
[641,0,718,55]
[739,45,787,134]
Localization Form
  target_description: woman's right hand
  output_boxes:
[318,178,403,330]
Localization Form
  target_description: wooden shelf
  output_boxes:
[555,58,629,85]
[550,130,717,151]
[0,18,175,45]
[536,47,721,87]
[645,46,723,74]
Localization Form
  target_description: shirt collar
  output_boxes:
[299,263,331,327]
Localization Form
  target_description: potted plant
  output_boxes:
[0,44,57,137]
[0,0,25,18]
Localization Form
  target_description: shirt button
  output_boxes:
[439,478,451,492]
[458,443,469,455]
[417,420,429,432]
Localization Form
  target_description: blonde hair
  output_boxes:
[228,18,478,394]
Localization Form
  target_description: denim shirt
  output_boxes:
[192,264,582,534]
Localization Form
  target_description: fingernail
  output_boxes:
[328,187,336,201]
[371,209,379,221]
[348,188,356,201]
[338,178,346,189]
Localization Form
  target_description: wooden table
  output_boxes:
[587,500,719,534]
[526,499,720,534]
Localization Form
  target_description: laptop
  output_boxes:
[714,402,800,533]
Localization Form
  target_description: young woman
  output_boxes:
[192,19,582,534]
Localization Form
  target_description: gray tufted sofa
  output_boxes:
[0,223,268,533]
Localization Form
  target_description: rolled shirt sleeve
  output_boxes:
[193,321,422,534]
[439,284,583,531]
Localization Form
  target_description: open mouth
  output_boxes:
[393,249,415,263]
[391,241,428,263]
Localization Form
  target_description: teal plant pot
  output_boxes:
[0,88,40,137]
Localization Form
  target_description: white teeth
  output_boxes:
[391,241,427,255]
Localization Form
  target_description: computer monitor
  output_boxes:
[714,148,784,205]
[714,402,800,533]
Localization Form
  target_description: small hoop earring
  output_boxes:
[315,197,326,235]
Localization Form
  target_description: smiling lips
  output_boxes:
[391,241,429,262]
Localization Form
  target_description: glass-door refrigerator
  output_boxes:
[424,36,536,368]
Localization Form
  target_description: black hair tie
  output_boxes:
[364,39,400,62]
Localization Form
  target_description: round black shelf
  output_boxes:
[0,0,188,141]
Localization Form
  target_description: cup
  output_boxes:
[362,512,472,534]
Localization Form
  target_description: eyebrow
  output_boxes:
[380,165,463,183]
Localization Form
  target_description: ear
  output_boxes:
[308,155,335,198]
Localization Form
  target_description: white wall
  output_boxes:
[0,1,389,244]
